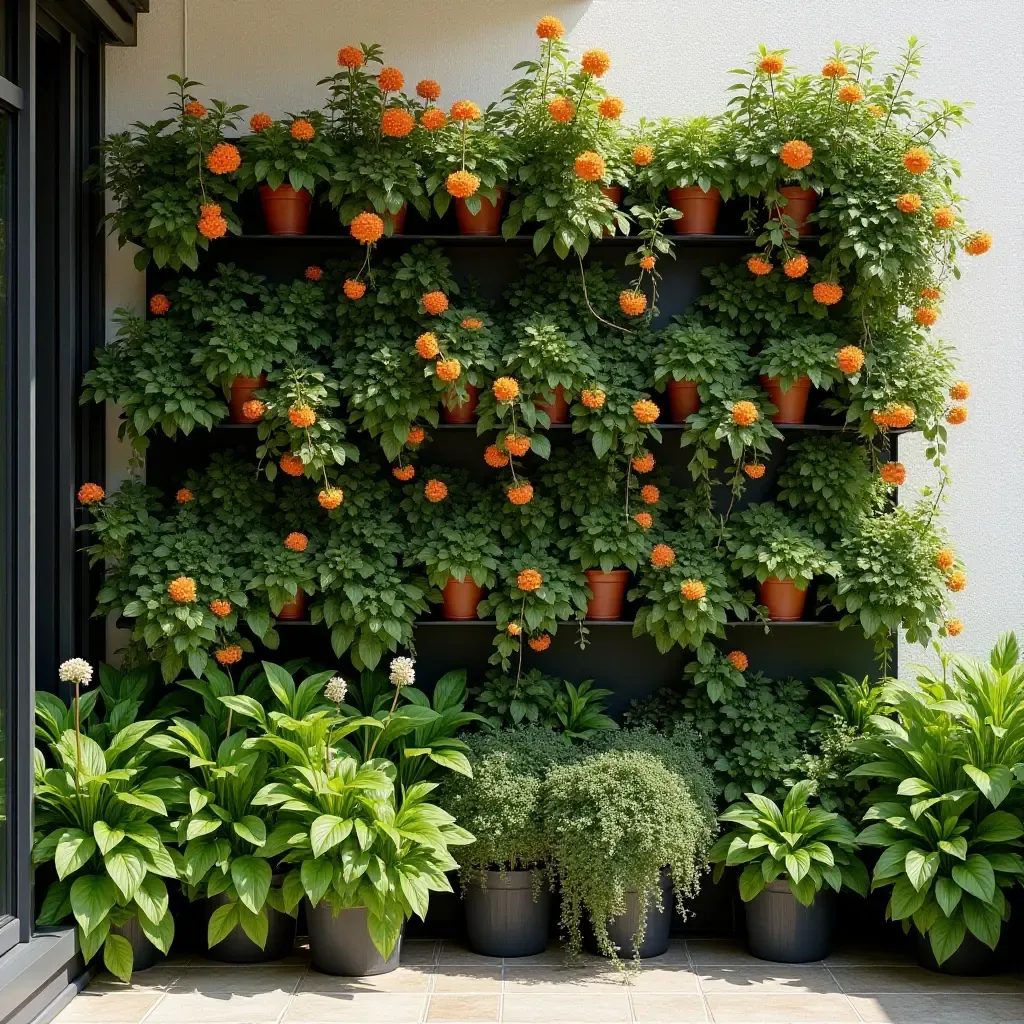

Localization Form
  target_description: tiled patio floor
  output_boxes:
[53,937,1024,1024]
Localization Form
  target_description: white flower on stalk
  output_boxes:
[389,657,415,689]
[324,676,348,704]
[58,658,93,687]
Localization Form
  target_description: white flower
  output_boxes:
[389,656,415,689]
[324,676,348,704]
[58,658,93,687]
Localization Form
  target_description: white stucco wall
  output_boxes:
[103,0,1024,666]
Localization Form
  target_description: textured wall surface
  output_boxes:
[103,0,1024,668]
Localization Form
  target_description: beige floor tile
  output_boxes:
[171,964,303,994]
[431,966,502,993]
[499,945,605,967]
[87,966,183,991]
[53,990,163,1023]
[434,944,504,967]
[704,992,861,1022]
[686,940,763,967]
[627,966,701,993]
[501,991,633,1022]
[298,966,431,994]
[282,991,427,1022]
[630,993,709,1022]
[425,992,500,1022]
[824,944,915,967]
[502,965,626,992]
[634,942,691,967]
[399,940,438,966]
[849,993,1024,1023]
[831,965,1024,993]
[699,964,840,994]
[145,989,292,1023]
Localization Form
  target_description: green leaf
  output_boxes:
[238,905,269,950]
[105,847,147,903]
[889,877,927,920]
[233,816,267,848]
[301,858,334,906]
[928,911,966,966]
[93,822,126,857]
[935,876,962,917]
[56,830,96,880]
[963,765,1012,808]
[904,849,939,892]
[102,933,134,983]
[738,863,765,902]
[230,856,272,915]
[973,811,1023,843]
[138,909,174,954]
[952,855,996,903]
[133,874,169,925]
[310,815,353,857]
[79,917,110,963]
[207,902,240,948]
[962,894,1002,950]
[70,875,117,936]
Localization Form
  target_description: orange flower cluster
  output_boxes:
[377,67,404,92]
[743,463,766,479]
[639,255,656,271]
[242,399,266,421]
[581,49,611,77]
[936,548,955,570]
[921,286,942,301]
[422,291,449,315]
[650,544,676,569]
[392,465,416,481]
[759,54,784,74]
[747,256,773,276]
[504,434,531,456]
[305,265,323,281]
[581,388,606,409]
[932,207,955,229]
[424,479,448,502]
[945,618,963,637]
[421,108,447,131]
[343,279,367,300]
[507,622,522,636]
[632,453,654,473]
[836,345,865,375]
[946,406,968,425]
[598,96,625,119]
[548,96,575,122]
[915,305,938,327]
[731,400,759,427]
[838,83,864,104]
[289,405,317,428]
[461,317,483,330]
[350,211,384,244]
[284,532,308,552]
[780,139,812,170]
[872,404,915,429]
[149,293,171,315]
[318,487,344,509]
[417,79,442,101]
[176,488,195,504]
[207,143,241,175]
[416,333,440,359]
[517,568,543,592]
[290,118,315,141]
[727,650,749,672]
[529,634,552,652]
[436,358,462,382]
[633,511,653,530]
[784,255,808,279]
[198,203,228,240]
[949,381,970,401]
[812,281,843,305]
[484,445,509,468]
[640,484,660,505]
[168,576,197,604]
[946,570,967,593]
[880,462,906,486]
[574,151,606,182]
[903,147,931,174]
[632,398,659,424]
[821,60,848,79]
[450,99,481,121]
[493,377,520,403]
[381,108,415,138]
[536,15,564,39]
[680,579,706,601]
[337,46,364,68]
[965,232,992,256]
[633,145,654,166]
[407,425,426,444]
[446,170,480,198]
[619,290,648,316]
[279,453,305,476]
[77,482,105,504]
[184,101,207,118]
[215,645,243,666]
[507,482,535,505]
[896,192,921,213]
[250,112,273,132]
[209,599,232,618]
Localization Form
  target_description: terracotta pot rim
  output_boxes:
[259,183,311,199]
[667,378,699,389]
[669,184,721,198]
[584,569,631,581]
[760,374,812,391]
[778,185,817,198]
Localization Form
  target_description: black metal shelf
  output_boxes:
[273,618,841,628]
[216,232,799,247]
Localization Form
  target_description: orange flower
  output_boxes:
[436,358,462,382]
[290,118,315,141]
[536,15,564,39]
[896,192,922,214]
[528,634,552,652]
[932,206,955,229]
[743,463,766,479]
[650,543,676,569]
[381,108,415,138]
[377,67,405,92]
[215,645,243,666]
[758,54,785,74]
[249,111,273,132]
[747,256,773,276]
[731,400,759,427]
[484,445,509,468]
[581,49,611,77]
[446,169,480,198]
[821,59,848,79]
[421,108,447,131]
[424,479,449,502]
[343,279,367,300]
[337,45,364,68]
[945,618,963,637]
[461,317,483,330]
[517,568,543,592]
[176,488,195,504]
[206,142,241,175]
[879,404,916,429]
[779,140,812,170]
[812,281,844,306]
[149,293,171,315]
[318,487,344,509]
[598,96,625,119]
[507,482,535,505]
[632,452,655,473]
[415,332,440,359]
[392,465,415,482]
[903,147,931,174]
[304,265,323,282]
[279,453,305,477]
[450,99,481,121]
[507,621,522,636]
[867,104,885,117]
[574,151,606,182]
[640,484,660,505]
[783,255,808,279]
[727,650,749,672]
[949,381,970,401]
[209,599,232,618]
[289,405,317,428]
[619,290,648,316]
[416,79,442,101]
[965,231,992,256]
[407,425,426,445]
[349,211,385,244]
[633,144,654,167]
[198,204,228,240]
[946,571,967,593]
[284,532,308,552]
[422,291,449,315]
[503,434,531,457]
[915,306,938,327]
[639,255,656,271]
[680,579,706,601]
[168,576,197,604]
[183,100,206,118]
[548,96,575,122]
[837,345,865,375]
[492,377,520,403]
[242,399,266,421]
[581,388,606,409]
[838,83,864,104]
[880,462,906,486]
[77,482,105,504]
[920,286,942,301]
[946,406,968,425]
[633,511,653,530]
[632,398,660,424]
[936,548,955,570]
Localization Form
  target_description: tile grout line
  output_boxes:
[822,958,867,1023]
[133,958,188,1024]
[684,940,713,1024]
[276,958,308,1024]
[498,953,505,1024]
[419,942,438,1024]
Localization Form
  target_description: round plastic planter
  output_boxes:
[442,577,483,620]
[305,901,401,976]
[745,881,834,963]
[456,188,505,236]
[442,383,479,424]
[668,186,722,235]
[259,184,311,236]
[229,374,267,423]
[760,375,812,425]
[112,917,161,971]
[205,891,296,963]
[536,384,570,424]
[277,588,307,621]
[465,870,551,958]
[666,379,701,422]
[772,186,817,236]
[584,570,630,621]
[916,931,1004,976]
[759,578,807,621]
[596,868,673,960]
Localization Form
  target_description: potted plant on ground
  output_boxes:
[756,330,845,424]
[708,780,868,962]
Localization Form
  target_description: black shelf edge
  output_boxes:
[273,618,841,628]
[214,233,798,247]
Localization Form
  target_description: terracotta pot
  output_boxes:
[536,384,570,424]
[668,185,722,235]
[455,187,505,236]
[759,578,807,621]
[384,204,407,235]
[601,186,623,236]
[442,577,483,620]
[259,184,312,235]
[666,379,701,422]
[760,374,811,425]
[277,588,307,621]
[585,570,630,621]
[772,186,817,236]
[442,383,479,424]
[229,374,268,423]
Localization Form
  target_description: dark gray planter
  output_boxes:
[204,892,297,963]
[305,900,402,976]
[465,870,550,957]
[744,881,834,963]
[596,868,673,959]
[916,930,1004,976]
[112,917,161,971]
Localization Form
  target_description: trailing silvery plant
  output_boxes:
[853,634,1024,966]
[33,659,184,982]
